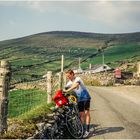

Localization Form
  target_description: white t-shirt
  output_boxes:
[66,77,91,102]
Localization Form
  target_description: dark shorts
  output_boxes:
[78,100,90,112]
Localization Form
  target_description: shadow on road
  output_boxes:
[89,124,124,138]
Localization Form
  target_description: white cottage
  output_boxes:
[85,64,112,74]
[73,67,83,74]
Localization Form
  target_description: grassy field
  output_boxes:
[5,44,140,83]
[8,89,48,118]
[0,31,139,83]
[81,44,140,69]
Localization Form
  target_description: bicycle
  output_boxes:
[51,89,84,139]
[35,89,84,139]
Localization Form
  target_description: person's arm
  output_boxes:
[65,82,79,92]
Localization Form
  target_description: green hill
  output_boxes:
[0,31,140,83]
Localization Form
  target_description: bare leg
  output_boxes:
[85,110,90,132]
[85,110,90,125]
[80,111,85,124]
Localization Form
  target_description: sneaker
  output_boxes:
[83,131,90,138]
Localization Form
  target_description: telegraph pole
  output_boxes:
[78,57,81,69]
[102,50,105,65]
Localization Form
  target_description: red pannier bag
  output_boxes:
[53,90,68,107]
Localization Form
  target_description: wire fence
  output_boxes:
[8,74,60,118]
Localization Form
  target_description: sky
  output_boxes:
[0,0,140,41]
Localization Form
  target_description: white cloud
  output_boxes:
[24,1,140,25]
[9,20,15,26]
[25,1,49,13]
[80,1,140,26]
[0,1,140,32]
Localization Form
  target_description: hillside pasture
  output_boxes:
[82,44,140,69]
[0,31,140,82]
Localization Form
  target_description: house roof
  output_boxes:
[90,64,111,70]
[91,64,103,70]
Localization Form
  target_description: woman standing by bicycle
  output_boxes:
[64,69,91,138]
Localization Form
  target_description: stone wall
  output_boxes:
[76,70,140,86]
[76,71,115,86]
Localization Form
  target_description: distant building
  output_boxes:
[84,64,112,74]
[73,67,83,74]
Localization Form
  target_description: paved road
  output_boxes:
[87,86,140,139]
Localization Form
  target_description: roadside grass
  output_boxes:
[2,102,54,139]
[2,89,55,139]
[17,102,54,121]
[8,89,48,118]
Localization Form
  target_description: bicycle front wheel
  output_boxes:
[66,113,84,138]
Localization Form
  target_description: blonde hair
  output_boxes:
[65,69,74,75]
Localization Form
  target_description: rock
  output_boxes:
[8,124,20,132]
[36,122,45,131]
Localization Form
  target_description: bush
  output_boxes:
[83,79,101,86]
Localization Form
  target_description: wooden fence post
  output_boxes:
[63,73,66,88]
[0,60,11,134]
[47,71,52,104]
[137,62,140,77]
[58,72,63,89]
[58,55,64,89]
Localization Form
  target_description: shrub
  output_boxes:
[83,79,101,86]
